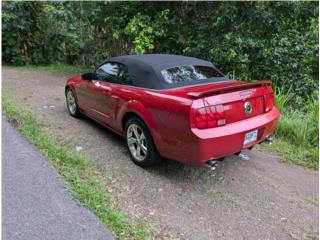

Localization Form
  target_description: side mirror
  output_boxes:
[81,72,94,80]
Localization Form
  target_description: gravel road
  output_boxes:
[3,68,319,239]
[2,117,114,240]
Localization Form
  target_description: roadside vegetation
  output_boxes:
[2,95,150,240]
[5,64,89,74]
[3,2,318,98]
[261,85,319,170]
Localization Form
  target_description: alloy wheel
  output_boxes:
[127,124,148,161]
[67,90,77,115]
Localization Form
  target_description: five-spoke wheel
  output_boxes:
[127,124,148,161]
[66,88,81,117]
[125,118,161,167]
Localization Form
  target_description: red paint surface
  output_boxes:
[66,76,280,167]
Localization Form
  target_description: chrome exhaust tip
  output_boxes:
[235,151,251,160]
[205,160,218,171]
[258,135,273,145]
[264,135,273,145]
[238,152,250,160]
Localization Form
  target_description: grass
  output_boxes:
[259,137,318,170]
[5,64,91,74]
[2,95,150,240]
[266,86,319,170]
[266,113,319,170]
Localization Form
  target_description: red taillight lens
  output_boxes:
[264,93,275,112]
[192,104,226,129]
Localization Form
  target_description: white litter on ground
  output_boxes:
[75,146,83,152]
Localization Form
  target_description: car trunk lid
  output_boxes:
[162,80,274,127]
[192,81,274,127]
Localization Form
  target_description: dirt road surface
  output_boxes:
[3,68,318,240]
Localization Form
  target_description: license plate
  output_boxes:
[243,130,258,145]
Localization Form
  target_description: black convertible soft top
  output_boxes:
[108,54,228,89]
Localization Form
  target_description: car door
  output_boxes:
[87,62,131,127]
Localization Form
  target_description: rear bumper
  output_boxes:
[187,107,280,167]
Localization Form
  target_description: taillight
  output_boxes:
[264,93,275,112]
[191,104,226,129]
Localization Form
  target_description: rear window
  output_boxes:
[161,65,224,84]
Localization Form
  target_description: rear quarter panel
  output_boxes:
[112,85,193,160]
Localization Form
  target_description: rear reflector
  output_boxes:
[191,104,226,129]
[264,93,275,112]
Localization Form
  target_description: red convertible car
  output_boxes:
[65,54,280,168]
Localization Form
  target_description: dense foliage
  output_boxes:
[2,1,318,97]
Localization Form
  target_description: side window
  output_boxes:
[95,62,119,83]
[95,62,133,85]
[118,64,133,85]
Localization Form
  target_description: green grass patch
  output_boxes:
[259,137,318,170]
[2,95,150,239]
[267,110,319,170]
[268,86,319,170]
[4,64,91,74]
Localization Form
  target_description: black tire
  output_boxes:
[125,117,162,167]
[65,88,81,118]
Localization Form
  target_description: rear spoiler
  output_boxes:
[187,80,272,98]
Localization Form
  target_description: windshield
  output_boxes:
[161,65,225,84]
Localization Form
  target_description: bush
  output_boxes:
[2,1,318,97]
[274,89,318,148]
